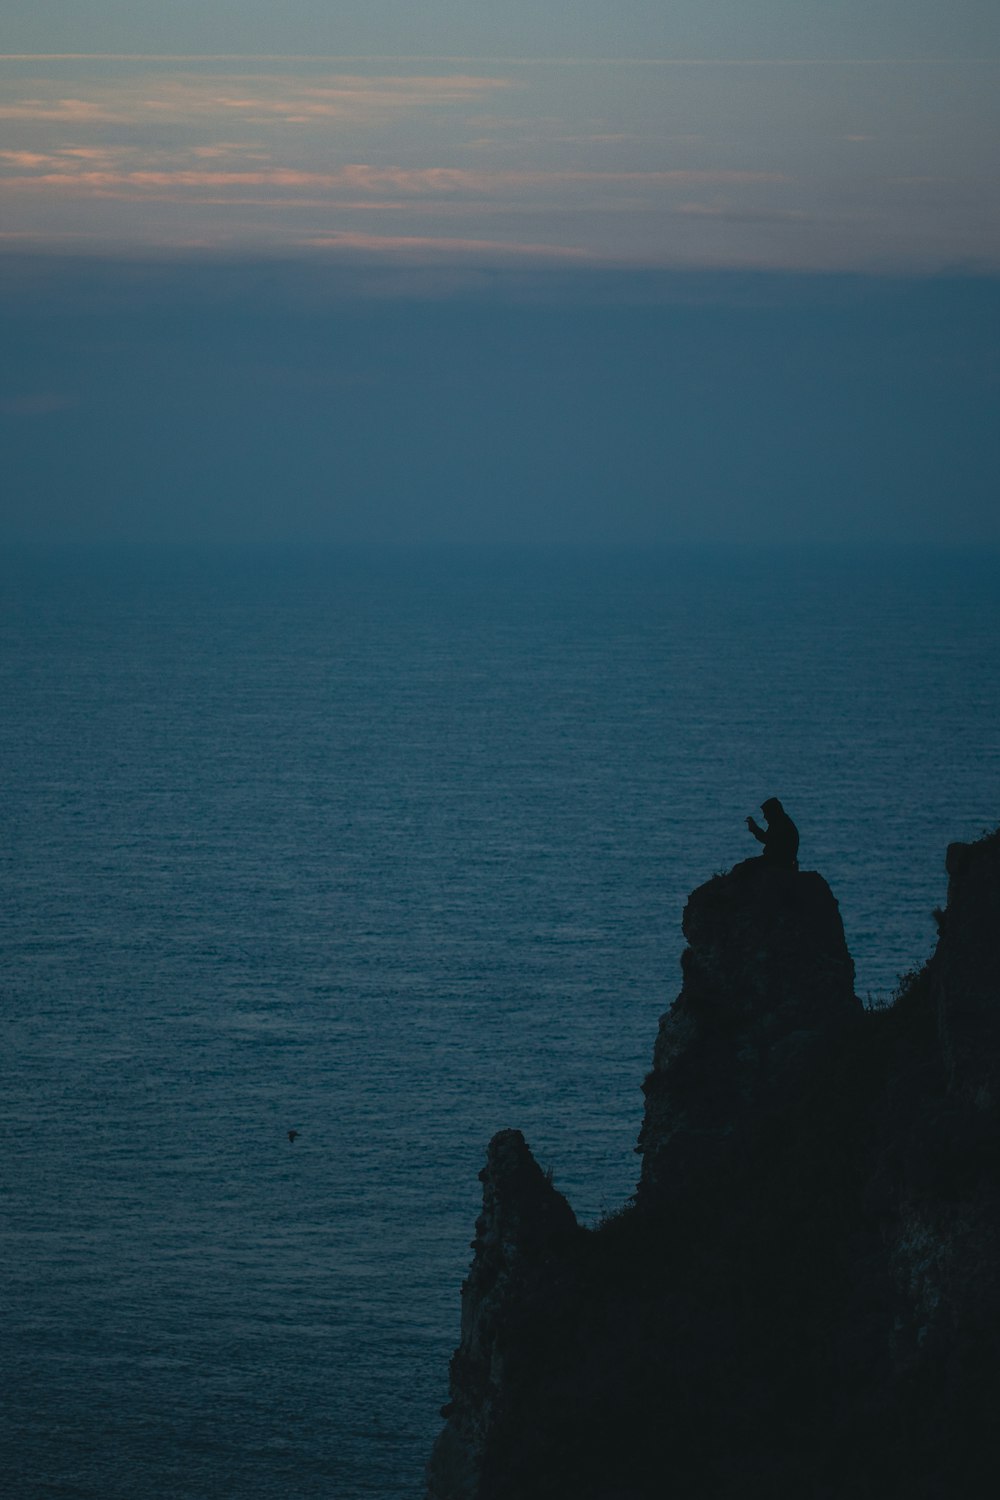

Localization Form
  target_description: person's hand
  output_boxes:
[745,816,754,829]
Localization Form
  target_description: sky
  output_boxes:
[2,3,998,545]
[5,1,1000,62]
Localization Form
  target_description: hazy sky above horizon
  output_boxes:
[2,4,998,546]
[5,1,1000,61]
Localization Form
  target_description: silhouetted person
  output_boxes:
[746,798,799,869]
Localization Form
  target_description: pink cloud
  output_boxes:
[0,98,124,122]
[0,151,59,168]
[0,73,514,128]
[1,164,786,197]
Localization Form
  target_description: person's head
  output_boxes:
[761,797,784,820]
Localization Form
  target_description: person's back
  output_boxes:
[746,797,799,869]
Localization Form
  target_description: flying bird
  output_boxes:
[287,1129,300,1143]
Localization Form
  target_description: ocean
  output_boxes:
[2,545,998,1498]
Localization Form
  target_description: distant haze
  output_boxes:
[2,257,998,547]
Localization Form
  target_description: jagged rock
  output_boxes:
[429,834,1000,1499]
[427,1129,578,1500]
[881,827,1000,1417]
[936,830,1000,1106]
[637,859,859,1196]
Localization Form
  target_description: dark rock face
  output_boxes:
[936,836,1000,1103]
[428,833,1000,1500]
[876,831,1000,1469]
[638,860,859,1196]
[428,1130,579,1500]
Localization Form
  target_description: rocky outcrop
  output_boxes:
[935,835,1000,1104]
[875,830,1000,1461]
[428,1130,579,1499]
[428,834,1000,1500]
[637,859,859,1196]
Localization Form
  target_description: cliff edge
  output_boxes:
[428,833,1000,1500]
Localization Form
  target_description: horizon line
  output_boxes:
[1,240,997,280]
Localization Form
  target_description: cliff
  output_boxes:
[428,831,1000,1500]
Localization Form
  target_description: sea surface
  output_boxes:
[2,545,999,1498]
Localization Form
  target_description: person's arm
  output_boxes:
[746,816,766,844]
